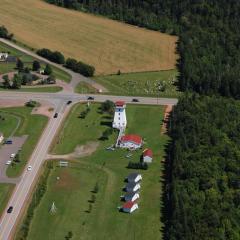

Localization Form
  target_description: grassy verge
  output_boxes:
[0,107,48,177]
[0,112,19,137]
[22,103,167,240]
[74,82,98,94]
[94,70,180,97]
[0,184,15,216]
[0,86,63,93]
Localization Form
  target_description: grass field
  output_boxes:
[90,70,180,97]
[0,86,63,93]
[0,112,19,137]
[0,184,14,216]
[22,103,167,240]
[74,82,98,94]
[0,0,177,75]
[0,42,71,82]
[0,107,48,177]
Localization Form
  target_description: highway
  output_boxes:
[0,38,178,240]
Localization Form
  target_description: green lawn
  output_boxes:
[0,184,14,216]
[0,42,71,83]
[0,107,48,177]
[23,103,167,240]
[0,86,63,93]
[93,70,180,97]
[75,82,98,94]
[0,112,19,137]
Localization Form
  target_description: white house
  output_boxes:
[0,132,4,143]
[112,101,127,130]
[143,148,153,163]
[0,53,8,62]
[122,201,139,213]
[119,134,143,149]
[125,182,141,192]
[123,192,140,202]
[126,173,142,183]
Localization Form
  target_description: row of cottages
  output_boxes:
[0,133,4,143]
[122,173,142,213]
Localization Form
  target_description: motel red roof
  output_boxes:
[121,135,142,145]
[123,201,136,209]
[143,149,153,158]
[115,101,125,107]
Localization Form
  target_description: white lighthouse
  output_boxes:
[112,101,127,130]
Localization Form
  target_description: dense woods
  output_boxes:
[167,95,240,240]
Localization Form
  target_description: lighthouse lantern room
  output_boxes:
[112,101,127,130]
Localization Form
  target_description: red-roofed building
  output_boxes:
[122,201,139,213]
[143,148,153,163]
[115,101,125,107]
[120,134,143,149]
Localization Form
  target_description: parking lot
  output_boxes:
[0,136,27,183]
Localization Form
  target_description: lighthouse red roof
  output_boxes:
[123,201,136,209]
[143,149,153,157]
[115,101,125,107]
[121,135,142,145]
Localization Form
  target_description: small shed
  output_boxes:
[125,182,141,192]
[122,201,138,213]
[124,192,139,202]
[0,132,4,143]
[126,173,142,183]
[143,149,153,163]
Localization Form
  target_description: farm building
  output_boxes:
[126,173,142,183]
[122,201,139,213]
[123,192,140,202]
[0,132,4,143]
[0,52,8,61]
[125,182,141,192]
[119,134,143,149]
[112,101,127,130]
[143,149,153,163]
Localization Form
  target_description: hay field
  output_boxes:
[0,0,177,75]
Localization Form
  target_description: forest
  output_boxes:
[35,0,240,238]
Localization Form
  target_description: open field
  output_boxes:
[0,0,177,75]
[22,103,167,240]
[0,112,19,137]
[0,42,71,82]
[89,70,180,97]
[0,184,14,216]
[0,107,48,177]
[74,82,98,94]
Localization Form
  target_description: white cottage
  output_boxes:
[126,173,142,183]
[125,182,141,192]
[122,201,139,213]
[123,192,140,202]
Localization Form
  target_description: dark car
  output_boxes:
[7,206,13,213]
[132,98,139,102]
[53,113,58,118]
[67,100,72,105]
[4,139,13,144]
[87,96,94,101]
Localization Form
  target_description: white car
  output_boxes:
[27,166,32,171]
[6,160,12,165]
[10,153,16,158]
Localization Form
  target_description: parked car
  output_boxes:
[7,206,13,213]
[132,98,139,102]
[53,113,58,118]
[10,153,16,158]
[27,166,32,171]
[87,96,94,100]
[4,139,12,144]
[6,160,12,165]
[67,100,72,105]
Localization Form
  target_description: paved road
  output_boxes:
[0,39,178,240]
[0,99,70,240]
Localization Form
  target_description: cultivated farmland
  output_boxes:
[0,0,177,75]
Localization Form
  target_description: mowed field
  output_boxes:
[0,0,177,75]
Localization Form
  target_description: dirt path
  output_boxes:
[161,104,173,134]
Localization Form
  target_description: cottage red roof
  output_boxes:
[115,101,125,107]
[123,201,136,209]
[143,149,153,158]
[121,135,142,145]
